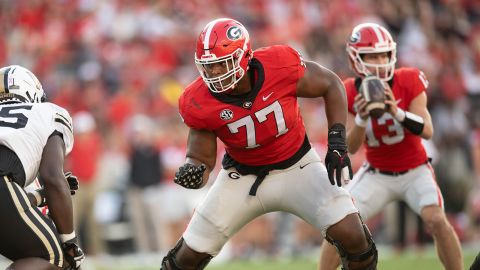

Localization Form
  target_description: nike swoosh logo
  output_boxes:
[396,98,402,105]
[262,92,274,101]
[299,163,311,169]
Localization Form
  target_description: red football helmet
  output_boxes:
[195,18,252,93]
[346,23,397,81]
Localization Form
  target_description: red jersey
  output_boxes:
[179,45,306,166]
[344,68,429,171]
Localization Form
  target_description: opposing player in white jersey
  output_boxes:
[0,65,84,270]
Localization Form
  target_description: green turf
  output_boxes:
[206,254,476,270]
[93,252,477,270]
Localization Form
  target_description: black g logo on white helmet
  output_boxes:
[227,26,242,41]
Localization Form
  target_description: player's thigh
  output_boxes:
[346,166,394,220]
[268,150,357,235]
[183,169,265,255]
[0,177,64,268]
[403,164,444,215]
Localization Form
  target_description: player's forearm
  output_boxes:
[39,135,74,234]
[419,114,433,139]
[185,157,212,187]
[44,178,74,234]
[347,125,366,154]
[393,108,433,140]
[324,87,348,128]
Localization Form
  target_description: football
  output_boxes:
[360,76,386,118]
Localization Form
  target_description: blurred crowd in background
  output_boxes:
[2,0,480,260]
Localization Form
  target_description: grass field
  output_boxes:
[86,247,477,270]
[1,246,477,269]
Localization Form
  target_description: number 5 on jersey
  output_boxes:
[0,105,33,129]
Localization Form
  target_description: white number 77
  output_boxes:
[227,101,288,148]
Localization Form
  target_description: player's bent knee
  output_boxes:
[422,212,449,235]
[161,238,213,270]
[326,222,378,270]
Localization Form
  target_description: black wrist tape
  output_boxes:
[328,123,347,151]
[402,111,424,135]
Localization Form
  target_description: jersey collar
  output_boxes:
[209,58,265,109]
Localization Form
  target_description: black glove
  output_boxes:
[62,237,85,270]
[64,171,79,195]
[174,163,206,189]
[325,123,353,187]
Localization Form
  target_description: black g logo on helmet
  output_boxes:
[227,26,242,41]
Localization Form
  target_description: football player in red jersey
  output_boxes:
[318,23,463,270]
[160,18,378,270]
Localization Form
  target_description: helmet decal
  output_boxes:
[227,26,242,41]
[350,31,361,44]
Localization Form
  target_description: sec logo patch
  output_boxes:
[220,109,234,120]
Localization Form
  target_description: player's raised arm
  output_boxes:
[174,128,217,189]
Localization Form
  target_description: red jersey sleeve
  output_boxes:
[397,68,428,104]
[178,81,209,130]
[271,45,306,84]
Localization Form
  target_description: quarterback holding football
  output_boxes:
[318,23,463,270]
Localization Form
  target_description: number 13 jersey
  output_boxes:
[0,103,74,187]
[344,67,429,172]
[179,45,306,166]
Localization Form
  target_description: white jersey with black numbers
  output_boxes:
[0,102,73,187]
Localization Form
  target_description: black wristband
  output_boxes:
[401,111,424,135]
[327,123,347,151]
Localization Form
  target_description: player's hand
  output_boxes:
[62,237,85,270]
[325,123,353,187]
[33,187,47,207]
[64,171,79,196]
[353,94,369,120]
[174,163,206,189]
[383,83,398,116]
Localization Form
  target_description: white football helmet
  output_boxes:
[0,65,46,104]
